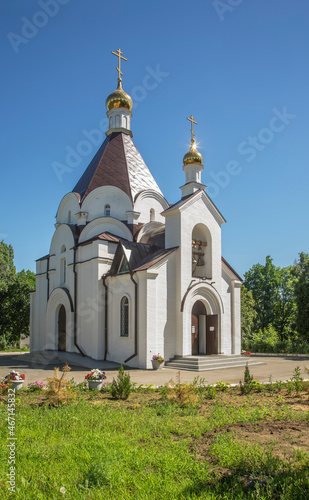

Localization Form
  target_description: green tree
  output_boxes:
[273,266,297,339]
[243,256,280,332]
[292,252,309,341]
[244,256,297,341]
[0,241,35,347]
[241,286,257,344]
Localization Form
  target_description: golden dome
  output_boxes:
[106,81,133,112]
[183,141,203,165]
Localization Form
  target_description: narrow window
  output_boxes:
[150,208,155,222]
[61,258,66,283]
[68,211,71,223]
[120,296,129,337]
[104,204,111,217]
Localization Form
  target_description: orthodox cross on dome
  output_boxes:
[187,115,197,146]
[111,48,128,84]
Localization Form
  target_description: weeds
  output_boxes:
[46,364,74,407]
[163,372,198,407]
[291,366,303,396]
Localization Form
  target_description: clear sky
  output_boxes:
[1,0,308,277]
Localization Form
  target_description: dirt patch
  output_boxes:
[194,420,309,462]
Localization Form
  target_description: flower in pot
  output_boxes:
[3,370,25,390]
[85,369,106,390]
[151,354,164,369]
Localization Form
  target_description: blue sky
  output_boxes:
[1,0,308,277]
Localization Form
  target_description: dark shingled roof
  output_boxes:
[73,132,131,202]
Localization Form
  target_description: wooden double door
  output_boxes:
[191,301,218,355]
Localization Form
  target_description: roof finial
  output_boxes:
[111,48,128,88]
[187,115,197,147]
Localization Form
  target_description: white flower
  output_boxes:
[60,487,66,494]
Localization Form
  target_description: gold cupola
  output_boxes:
[183,142,203,165]
[105,48,133,112]
[106,80,133,112]
[183,115,203,165]
[180,115,206,198]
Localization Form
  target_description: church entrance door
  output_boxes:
[191,301,206,355]
[58,305,66,352]
[206,314,218,354]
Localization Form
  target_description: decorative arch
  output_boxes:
[181,283,223,356]
[56,192,80,224]
[45,287,74,352]
[192,223,212,279]
[78,216,133,243]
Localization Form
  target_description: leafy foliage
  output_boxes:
[241,286,257,343]
[0,241,35,348]
[292,252,309,341]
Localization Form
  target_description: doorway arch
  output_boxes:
[191,298,219,355]
[58,305,66,351]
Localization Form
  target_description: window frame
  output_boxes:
[120,296,129,337]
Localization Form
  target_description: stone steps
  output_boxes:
[165,355,265,372]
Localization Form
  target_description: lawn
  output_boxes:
[0,375,309,499]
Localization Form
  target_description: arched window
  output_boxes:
[104,204,111,217]
[150,208,155,222]
[120,296,129,337]
[61,245,66,253]
[115,114,120,127]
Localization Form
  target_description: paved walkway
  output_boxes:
[1,352,309,386]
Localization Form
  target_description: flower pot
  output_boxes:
[87,380,103,390]
[10,380,24,391]
[151,359,163,370]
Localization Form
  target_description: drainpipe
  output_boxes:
[73,245,86,356]
[46,255,50,300]
[124,271,138,364]
[102,272,111,361]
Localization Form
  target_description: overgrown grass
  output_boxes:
[0,382,309,499]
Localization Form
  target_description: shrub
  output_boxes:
[240,363,254,395]
[110,364,132,400]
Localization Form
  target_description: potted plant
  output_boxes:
[85,369,106,390]
[151,354,164,370]
[3,370,25,390]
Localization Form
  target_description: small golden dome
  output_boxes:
[183,142,203,165]
[106,81,133,112]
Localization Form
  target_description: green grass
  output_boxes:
[0,388,308,499]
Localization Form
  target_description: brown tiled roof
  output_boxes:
[133,247,177,272]
[73,132,132,202]
[78,231,123,247]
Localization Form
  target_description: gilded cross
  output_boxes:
[111,48,127,83]
[187,115,197,144]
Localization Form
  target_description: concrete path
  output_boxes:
[1,352,309,386]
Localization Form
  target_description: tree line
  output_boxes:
[241,253,309,353]
[0,241,35,349]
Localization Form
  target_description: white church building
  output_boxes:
[30,49,242,369]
